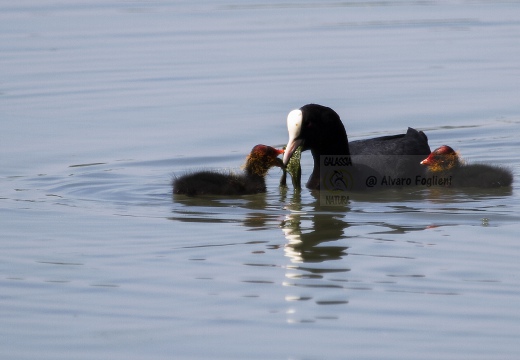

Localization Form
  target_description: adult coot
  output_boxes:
[173,145,284,196]
[421,145,513,188]
[283,104,431,190]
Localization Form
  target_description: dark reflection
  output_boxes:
[36,260,83,266]
[418,186,513,202]
[315,300,349,305]
[281,198,353,315]
[281,211,349,263]
[170,192,278,227]
[242,214,269,228]
[69,162,106,168]
[171,172,513,226]
[170,180,516,320]
[279,189,354,292]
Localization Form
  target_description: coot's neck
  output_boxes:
[308,132,351,190]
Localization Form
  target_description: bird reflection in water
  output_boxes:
[280,201,352,322]
[281,212,349,264]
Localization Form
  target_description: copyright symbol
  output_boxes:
[365,175,377,187]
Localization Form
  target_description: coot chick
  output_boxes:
[420,145,513,188]
[283,104,431,190]
[173,145,284,196]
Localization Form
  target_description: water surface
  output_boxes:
[1,1,520,359]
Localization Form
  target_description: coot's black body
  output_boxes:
[421,145,513,188]
[283,104,431,190]
[173,145,284,196]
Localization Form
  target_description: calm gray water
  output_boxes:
[1,1,520,359]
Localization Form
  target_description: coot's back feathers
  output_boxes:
[349,128,430,156]
[349,127,431,185]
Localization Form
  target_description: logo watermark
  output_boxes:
[320,156,353,206]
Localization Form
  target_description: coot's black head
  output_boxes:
[283,104,349,166]
[420,145,461,171]
[244,144,284,177]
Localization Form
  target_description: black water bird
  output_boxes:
[282,104,431,190]
[173,145,284,196]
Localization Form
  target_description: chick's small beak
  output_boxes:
[271,148,285,168]
[274,158,284,168]
[420,154,433,165]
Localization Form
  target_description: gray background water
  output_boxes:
[1,1,519,359]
